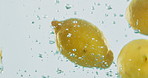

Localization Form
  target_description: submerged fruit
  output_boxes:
[126,0,148,35]
[0,49,2,63]
[118,39,148,78]
[0,49,3,73]
[51,18,113,68]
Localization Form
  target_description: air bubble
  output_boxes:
[98,46,104,49]
[42,76,46,78]
[56,68,63,74]
[50,31,54,34]
[74,11,77,15]
[38,7,40,10]
[91,6,95,10]
[56,0,60,4]
[37,15,40,20]
[113,21,116,24]
[39,54,43,58]
[32,21,35,24]
[92,38,95,40]
[36,40,38,42]
[97,3,101,6]
[114,14,117,17]
[49,40,55,44]
[91,53,94,55]
[78,57,82,59]
[70,53,75,57]
[67,33,72,37]
[136,19,139,26]
[138,68,141,71]
[73,21,78,23]
[119,14,124,17]
[58,23,62,25]
[134,30,140,33]
[65,4,72,9]
[107,5,112,10]
[72,49,77,52]
[66,28,69,30]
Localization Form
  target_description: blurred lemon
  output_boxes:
[118,39,148,78]
[51,18,113,68]
[0,49,2,63]
[126,0,148,35]
[0,49,3,73]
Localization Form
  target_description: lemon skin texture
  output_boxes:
[118,39,148,78]
[126,0,148,35]
[52,18,114,68]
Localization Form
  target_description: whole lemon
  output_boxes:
[118,39,148,78]
[126,0,148,35]
[51,18,113,68]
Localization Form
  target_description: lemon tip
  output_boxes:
[51,21,60,27]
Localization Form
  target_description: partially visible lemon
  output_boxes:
[118,39,148,78]
[0,49,2,63]
[126,0,148,35]
[0,49,3,73]
[51,18,113,68]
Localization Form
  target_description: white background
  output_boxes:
[0,0,147,78]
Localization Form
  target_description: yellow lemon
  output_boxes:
[126,0,148,35]
[0,49,3,73]
[118,39,148,78]
[0,49,2,63]
[51,18,113,68]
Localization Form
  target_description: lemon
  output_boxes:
[118,39,148,78]
[0,49,3,73]
[51,18,113,68]
[126,0,148,35]
[0,49,2,63]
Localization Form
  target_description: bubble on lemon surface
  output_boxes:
[72,49,77,52]
[134,30,140,33]
[67,33,72,37]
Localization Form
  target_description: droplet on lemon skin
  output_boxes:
[126,0,148,35]
[117,39,148,78]
[51,18,114,68]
